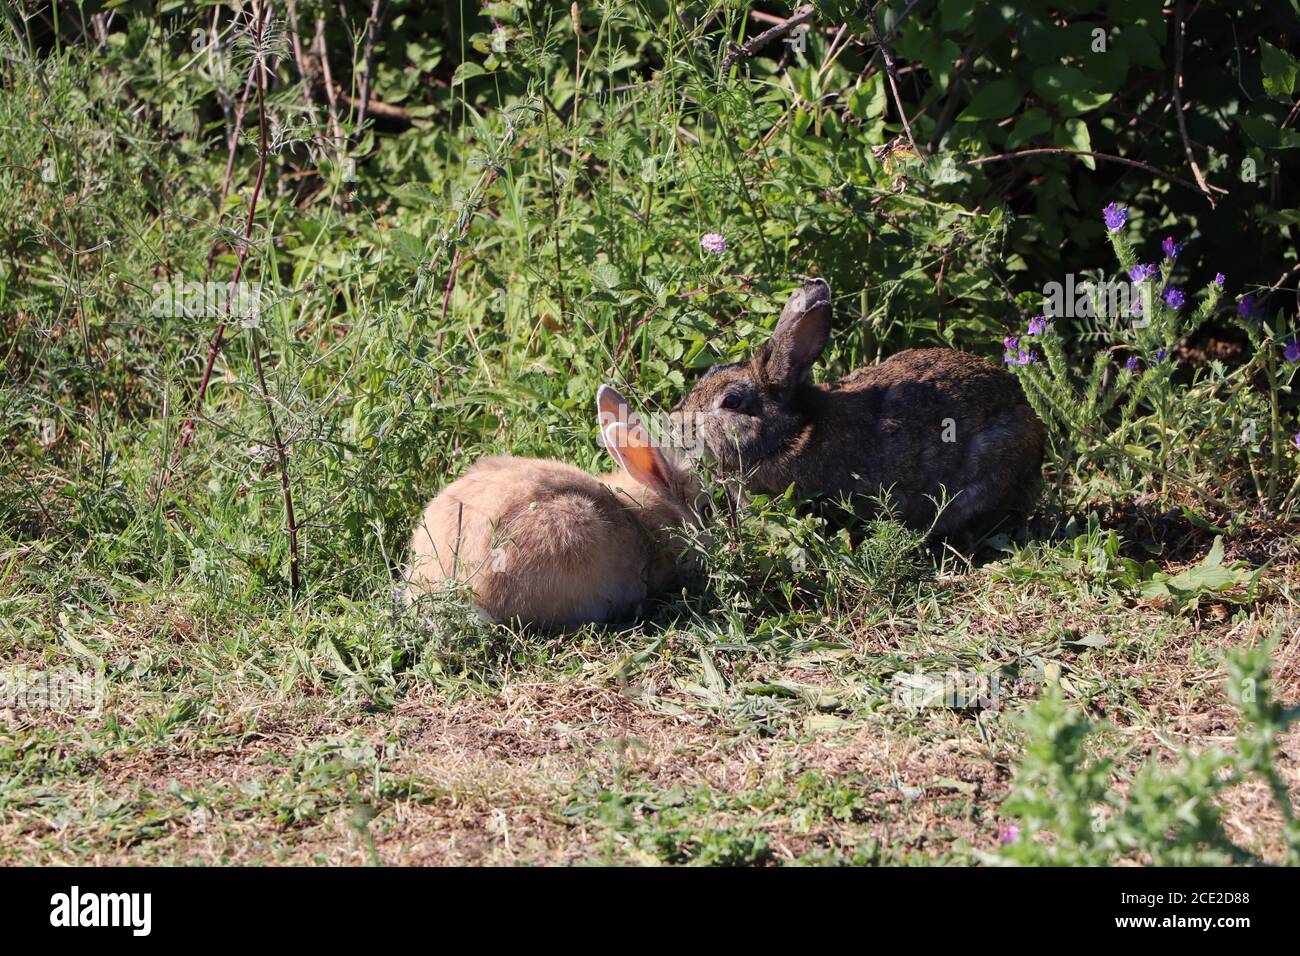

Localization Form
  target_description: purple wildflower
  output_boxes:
[1004,334,1020,352]
[1154,348,1168,363]
[1285,336,1300,364]
[699,232,727,255]
[1027,315,1048,336]
[1103,203,1128,232]
[1214,273,1225,286]
[1015,349,1039,366]
[1126,356,1140,372]
[999,825,1020,845]
[1294,431,1300,451]
[1129,263,1157,283]
[1161,235,1183,259]
[1238,295,1255,319]
[1163,287,1185,309]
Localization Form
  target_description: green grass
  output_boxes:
[2,1,1299,866]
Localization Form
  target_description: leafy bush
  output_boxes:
[998,640,1300,865]
[681,481,933,624]
[1005,212,1299,515]
[994,511,1261,610]
[5,1,1300,609]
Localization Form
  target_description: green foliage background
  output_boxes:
[5,2,1299,598]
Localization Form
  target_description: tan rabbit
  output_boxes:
[404,385,703,628]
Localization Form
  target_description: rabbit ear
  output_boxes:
[596,383,674,498]
[604,421,674,501]
[595,383,633,433]
[766,278,832,389]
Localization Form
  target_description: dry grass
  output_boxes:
[3,549,1296,865]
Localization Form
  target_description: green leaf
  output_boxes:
[939,0,977,31]
[957,80,1023,122]
[389,231,425,263]
[1117,24,1164,69]
[806,713,854,735]
[1006,108,1051,149]
[1080,41,1130,92]
[920,38,963,94]
[1054,118,1094,169]
[451,61,487,84]
[1138,538,1256,608]
[698,647,729,703]
[1238,114,1300,149]
[1063,633,1109,651]
[1032,66,1114,116]
[1032,65,1092,101]
[792,106,812,138]
[1063,90,1114,116]
[848,72,887,121]
[1261,39,1299,98]
[590,262,621,290]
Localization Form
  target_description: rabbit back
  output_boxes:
[730,347,1043,534]
[406,456,652,626]
[834,348,1044,533]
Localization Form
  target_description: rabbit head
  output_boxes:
[672,278,832,473]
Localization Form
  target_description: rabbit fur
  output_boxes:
[672,278,1044,537]
[405,386,702,627]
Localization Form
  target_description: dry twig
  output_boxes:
[1172,1,1221,205]
[720,4,816,71]
[965,147,1219,196]
[865,2,920,155]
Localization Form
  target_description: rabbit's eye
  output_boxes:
[719,392,744,411]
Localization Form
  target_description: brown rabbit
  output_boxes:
[404,385,703,627]
[673,278,1044,537]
